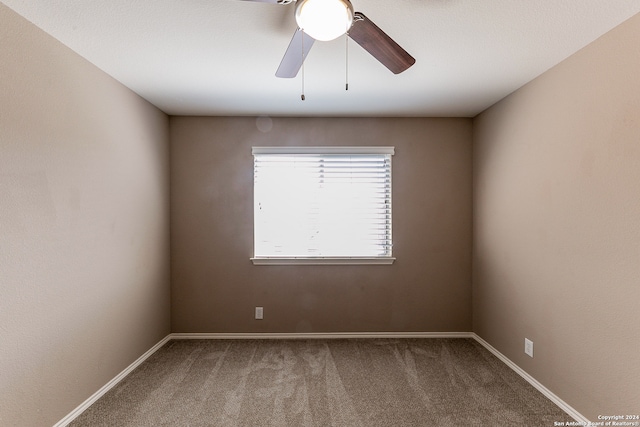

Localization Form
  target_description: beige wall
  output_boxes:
[0,5,170,426]
[171,117,472,333]
[473,13,640,420]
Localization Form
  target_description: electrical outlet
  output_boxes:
[255,306,264,320]
[524,338,534,358]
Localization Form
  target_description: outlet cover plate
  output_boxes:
[525,338,534,357]
[255,307,264,320]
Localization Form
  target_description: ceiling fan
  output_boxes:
[241,0,416,78]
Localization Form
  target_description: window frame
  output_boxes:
[251,146,395,265]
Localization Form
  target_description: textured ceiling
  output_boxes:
[2,0,639,117]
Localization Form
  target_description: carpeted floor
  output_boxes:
[69,338,570,426]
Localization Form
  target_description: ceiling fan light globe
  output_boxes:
[295,0,354,41]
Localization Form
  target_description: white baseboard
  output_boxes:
[169,331,474,340]
[54,331,588,426]
[53,335,172,427]
[471,333,589,424]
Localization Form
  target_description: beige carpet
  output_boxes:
[69,338,570,426]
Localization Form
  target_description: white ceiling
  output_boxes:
[3,0,639,117]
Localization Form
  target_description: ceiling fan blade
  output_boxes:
[275,29,316,78]
[348,12,415,74]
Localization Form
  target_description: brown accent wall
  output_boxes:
[0,5,170,426]
[473,14,640,420]
[170,117,472,333]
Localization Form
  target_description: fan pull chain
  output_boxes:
[345,32,349,91]
[301,29,306,101]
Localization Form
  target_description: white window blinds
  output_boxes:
[253,147,393,261]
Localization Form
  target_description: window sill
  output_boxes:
[250,257,396,265]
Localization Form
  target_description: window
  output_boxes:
[252,146,394,265]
